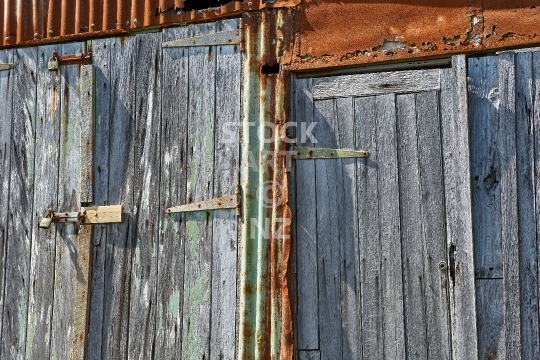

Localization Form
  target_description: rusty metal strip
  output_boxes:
[239,9,294,360]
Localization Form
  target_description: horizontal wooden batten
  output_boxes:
[162,29,241,48]
[313,69,441,100]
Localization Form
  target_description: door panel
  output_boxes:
[294,57,477,359]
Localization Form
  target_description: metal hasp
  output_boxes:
[162,29,241,48]
[292,146,370,159]
[38,205,122,229]
[0,63,14,71]
[166,185,241,216]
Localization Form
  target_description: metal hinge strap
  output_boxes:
[162,29,241,48]
[0,63,14,71]
[167,185,241,216]
[292,146,370,159]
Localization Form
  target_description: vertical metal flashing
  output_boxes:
[239,9,294,360]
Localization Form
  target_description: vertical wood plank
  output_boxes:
[87,38,111,360]
[181,21,217,360]
[396,93,429,359]
[371,94,406,359]
[50,41,92,360]
[299,349,321,360]
[335,97,360,360]
[102,36,137,359]
[294,78,319,351]
[475,279,505,359]
[209,18,241,360]
[155,25,191,359]
[25,44,61,360]
[497,51,521,358]
[313,99,342,359]
[415,90,452,358]
[441,55,478,359]
[515,51,540,360]
[534,50,540,360]
[0,48,14,356]
[1,47,37,359]
[126,32,163,359]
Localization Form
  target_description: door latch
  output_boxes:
[39,205,122,229]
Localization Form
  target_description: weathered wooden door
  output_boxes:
[292,56,478,359]
[0,43,95,359]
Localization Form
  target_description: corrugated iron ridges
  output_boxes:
[1,0,301,48]
[1,0,247,47]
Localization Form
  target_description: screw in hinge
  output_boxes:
[438,261,447,271]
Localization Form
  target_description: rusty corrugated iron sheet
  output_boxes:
[285,0,540,71]
[0,0,299,48]
[239,8,294,360]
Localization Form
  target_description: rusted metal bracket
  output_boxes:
[50,50,93,67]
[39,205,122,229]
[0,63,14,71]
[166,185,242,216]
[291,146,370,159]
[162,29,241,48]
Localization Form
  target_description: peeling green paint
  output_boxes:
[186,220,200,250]
[168,291,180,317]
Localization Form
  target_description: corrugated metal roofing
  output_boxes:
[0,0,299,48]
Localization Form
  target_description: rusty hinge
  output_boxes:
[166,185,241,217]
[0,63,14,71]
[291,146,370,159]
[39,205,122,229]
[162,29,241,48]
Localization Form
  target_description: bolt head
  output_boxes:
[48,29,53,34]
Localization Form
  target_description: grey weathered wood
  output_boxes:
[313,99,342,359]
[1,47,37,359]
[476,279,505,359]
[294,77,319,350]
[162,29,240,48]
[441,55,478,358]
[154,25,191,360]
[80,64,94,203]
[396,93,430,359]
[468,55,503,279]
[367,94,406,359]
[415,91,452,358]
[25,44,61,360]
[497,51,522,358]
[209,18,240,360]
[181,21,217,360]
[126,32,163,360]
[313,69,441,100]
[51,41,92,360]
[0,48,13,357]
[101,36,137,359]
[334,97,360,360]
[87,38,111,360]
[515,51,540,360]
[299,350,321,360]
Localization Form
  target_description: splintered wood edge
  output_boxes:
[81,205,122,224]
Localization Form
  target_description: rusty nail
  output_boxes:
[439,261,447,271]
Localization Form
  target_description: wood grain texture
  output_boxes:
[476,279,505,359]
[396,93,430,359]
[515,51,540,360]
[181,21,217,360]
[50,41,92,360]
[361,94,406,359]
[209,18,240,360]
[126,31,162,360]
[312,99,343,359]
[154,25,191,359]
[313,69,440,100]
[25,44,61,360]
[294,77,319,351]
[0,48,13,358]
[79,64,94,204]
[497,51,522,358]
[532,51,540,360]
[101,36,137,360]
[86,37,110,360]
[441,55,478,359]
[1,47,37,359]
